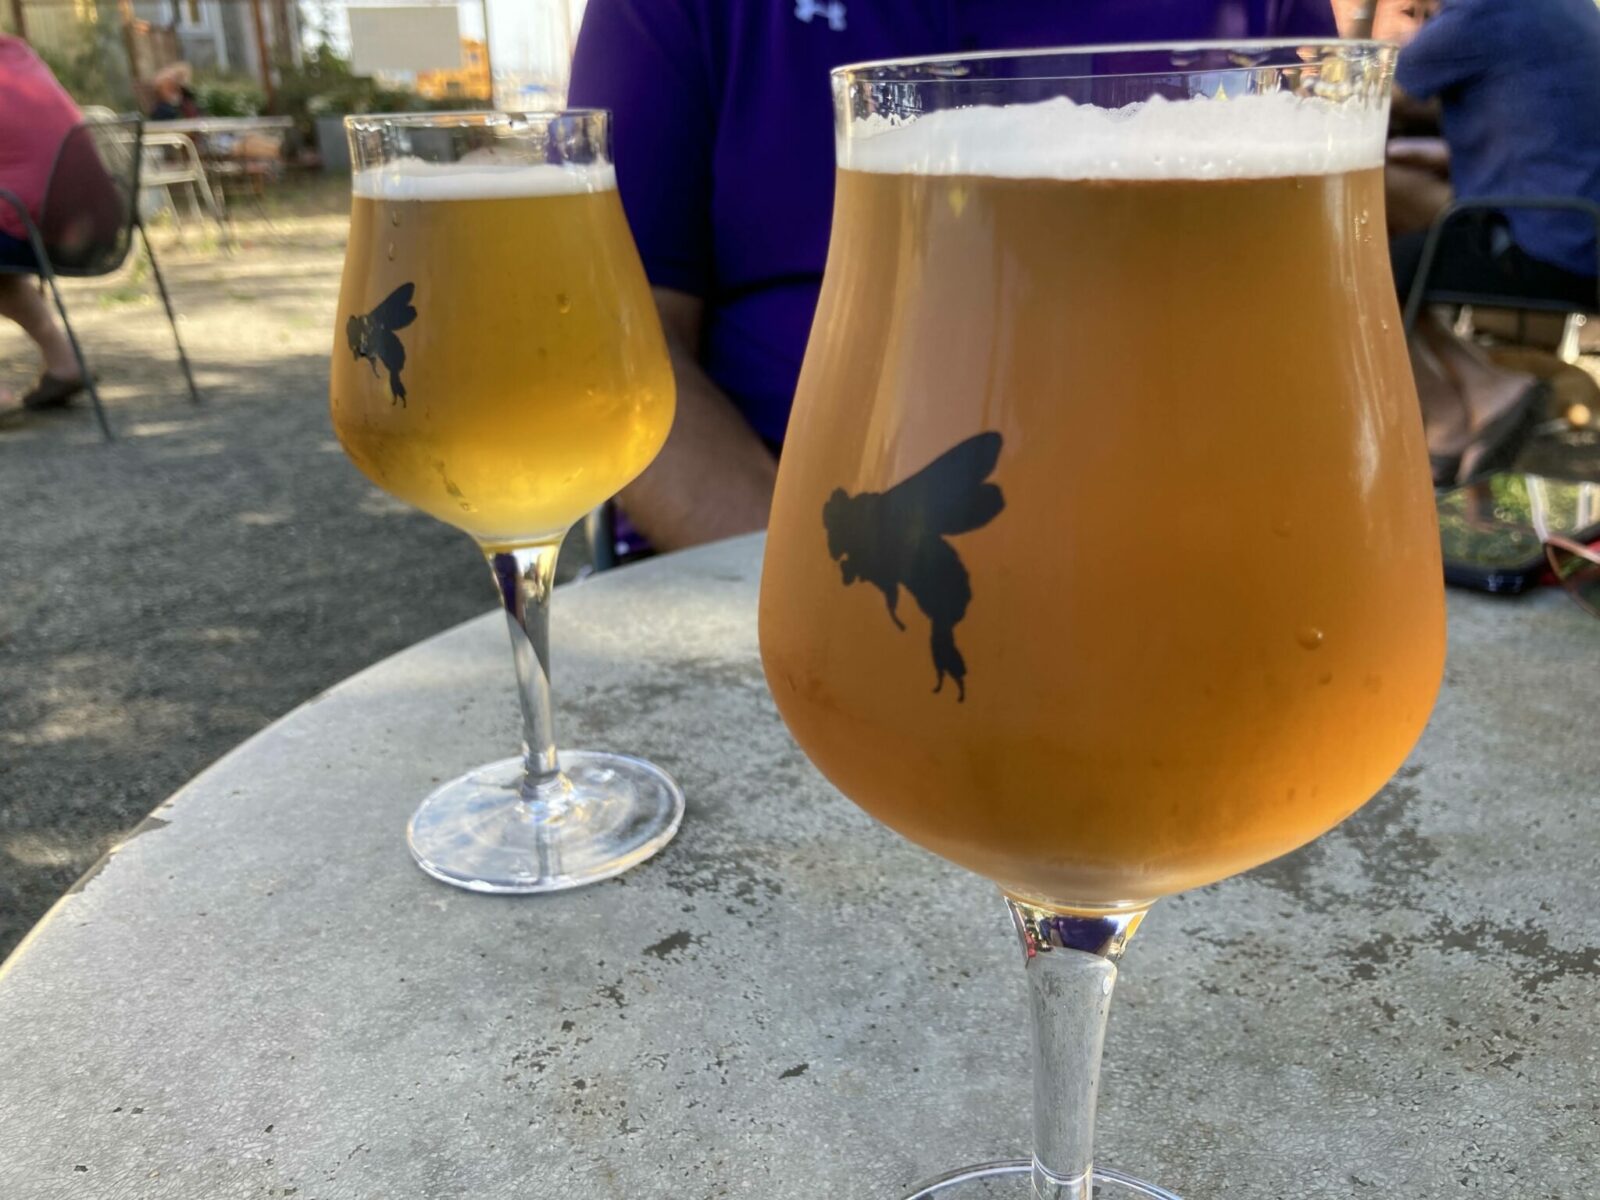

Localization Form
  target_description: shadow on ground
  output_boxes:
[0,200,587,957]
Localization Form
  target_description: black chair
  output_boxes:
[0,115,199,440]
[1402,196,1600,343]
[582,504,621,573]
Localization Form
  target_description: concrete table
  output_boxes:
[1,535,1595,1198]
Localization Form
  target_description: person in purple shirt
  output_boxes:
[569,1,1339,550]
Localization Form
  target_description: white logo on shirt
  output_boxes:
[795,0,846,32]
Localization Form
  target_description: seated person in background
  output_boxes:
[1391,0,1600,307]
[569,0,1340,551]
[149,64,202,122]
[0,35,89,413]
[1388,0,1600,485]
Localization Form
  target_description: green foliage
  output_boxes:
[36,22,136,110]
[193,74,266,118]
[95,243,152,309]
[272,44,486,150]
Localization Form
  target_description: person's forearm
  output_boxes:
[619,317,778,552]
[1390,89,1442,138]
[1386,161,1452,236]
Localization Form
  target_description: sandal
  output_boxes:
[22,372,87,411]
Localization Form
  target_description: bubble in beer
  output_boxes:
[386,242,395,261]
[390,209,401,227]
[1272,517,1294,538]
[556,293,573,314]
[1297,627,1325,650]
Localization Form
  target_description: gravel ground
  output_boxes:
[0,188,590,959]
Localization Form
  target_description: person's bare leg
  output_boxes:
[0,275,83,381]
[1411,313,1537,481]
[1410,318,1469,454]
[1419,315,1531,425]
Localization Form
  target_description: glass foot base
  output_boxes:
[406,751,684,894]
[904,1161,1181,1199]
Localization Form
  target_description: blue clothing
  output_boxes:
[1396,0,1600,278]
[571,1,1339,445]
[0,230,41,273]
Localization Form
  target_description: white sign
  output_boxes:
[348,6,464,74]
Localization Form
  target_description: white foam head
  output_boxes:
[353,157,616,201]
[841,92,1385,180]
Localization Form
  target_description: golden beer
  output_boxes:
[761,100,1446,908]
[331,170,673,549]
[332,115,685,899]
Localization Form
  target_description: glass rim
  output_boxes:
[832,37,1397,84]
[344,108,608,133]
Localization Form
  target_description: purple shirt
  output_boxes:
[570,2,1338,445]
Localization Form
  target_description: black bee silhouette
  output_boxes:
[822,431,1005,702]
[346,282,417,405]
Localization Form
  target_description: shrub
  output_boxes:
[193,74,267,117]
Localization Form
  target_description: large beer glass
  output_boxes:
[760,43,1444,1197]
[331,113,683,893]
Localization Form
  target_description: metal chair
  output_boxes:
[79,107,217,243]
[202,126,290,234]
[1402,197,1600,357]
[582,504,620,573]
[140,131,228,244]
[0,116,199,441]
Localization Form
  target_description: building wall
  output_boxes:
[119,0,296,85]
[415,36,490,100]
[219,0,252,77]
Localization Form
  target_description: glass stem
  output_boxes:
[486,541,563,786]
[1005,896,1150,1199]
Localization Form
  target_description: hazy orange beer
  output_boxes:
[761,93,1446,909]
[332,168,673,549]
[328,113,684,896]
